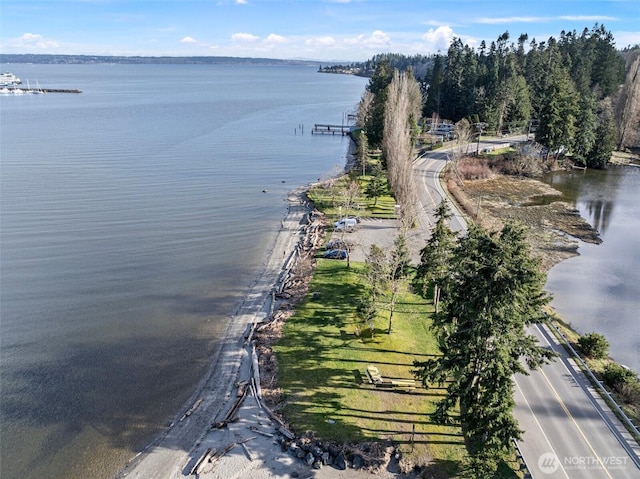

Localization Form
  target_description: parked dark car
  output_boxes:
[325,239,352,250]
[323,249,347,260]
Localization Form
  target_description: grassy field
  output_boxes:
[307,173,397,220]
[273,259,521,477]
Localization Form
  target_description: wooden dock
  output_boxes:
[311,124,351,136]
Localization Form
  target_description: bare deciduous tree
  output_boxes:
[454,118,474,154]
[382,70,422,226]
[357,90,374,129]
[615,50,640,149]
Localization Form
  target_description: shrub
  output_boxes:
[578,332,609,359]
[602,363,638,392]
[455,157,492,180]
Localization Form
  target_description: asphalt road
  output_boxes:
[412,138,640,478]
[514,324,640,478]
[412,149,466,233]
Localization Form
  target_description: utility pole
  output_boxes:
[475,122,485,155]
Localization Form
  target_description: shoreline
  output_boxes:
[119,181,394,479]
[117,185,319,478]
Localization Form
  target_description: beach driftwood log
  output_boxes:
[212,196,324,443]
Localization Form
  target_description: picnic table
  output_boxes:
[364,365,416,389]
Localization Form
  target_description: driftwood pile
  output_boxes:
[275,210,325,299]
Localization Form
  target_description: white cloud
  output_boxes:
[20,33,43,41]
[344,30,391,50]
[264,33,287,45]
[231,32,260,42]
[10,33,59,50]
[476,16,545,25]
[235,0,248,4]
[476,15,617,26]
[366,30,391,48]
[180,36,198,43]
[306,36,337,47]
[423,20,447,27]
[422,25,455,52]
[559,15,617,22]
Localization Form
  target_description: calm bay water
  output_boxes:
[543,166,640,372]
[0,63,368,479]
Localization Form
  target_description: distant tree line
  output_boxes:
[354,25,639,169]
[423,25,636,167]
[0,53,320,66]
[319,52,435,80]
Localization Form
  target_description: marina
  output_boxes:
[0,72,81,94]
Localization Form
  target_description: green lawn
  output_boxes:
[307,174,397,220]
[274,259,468,474]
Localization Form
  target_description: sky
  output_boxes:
[1,0,640,61]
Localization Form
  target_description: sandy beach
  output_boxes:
[117,185,405,479]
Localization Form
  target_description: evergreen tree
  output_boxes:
[572,93,598,166]
[414,222,557,476]
[424,54,444,118]
[509,74,532,131]
[589,24,626,97]
[364,60,393,147]
[415,201,456,309]
[524,38,547,120]
[364,166,386,206]
[536,65,578,159]
[442,38,467,121]
[586,99,617,169]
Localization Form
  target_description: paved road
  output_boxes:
[412,138,640,478]
[412,135,528,234]
[514,324,640,478]
[412,149,466,233]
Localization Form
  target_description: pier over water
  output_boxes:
[311,124,351,136]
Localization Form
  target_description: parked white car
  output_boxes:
[334,217,357,232]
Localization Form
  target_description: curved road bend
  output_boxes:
[412,138,640,478]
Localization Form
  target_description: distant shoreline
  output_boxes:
[0,53,325,66]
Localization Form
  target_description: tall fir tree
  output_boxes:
[572,93,598,166]
[424,54,444,119]
[415,201,456,308]
[364,60,393,148]
[587,99,618,169]
[536,64,579,159]
[414,222,557,477]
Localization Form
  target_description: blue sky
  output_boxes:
[1,1,639,61]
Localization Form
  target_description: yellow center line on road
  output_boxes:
[538,367,614,479]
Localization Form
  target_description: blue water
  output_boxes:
[543,166,640,373]
[0,63,368,479]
